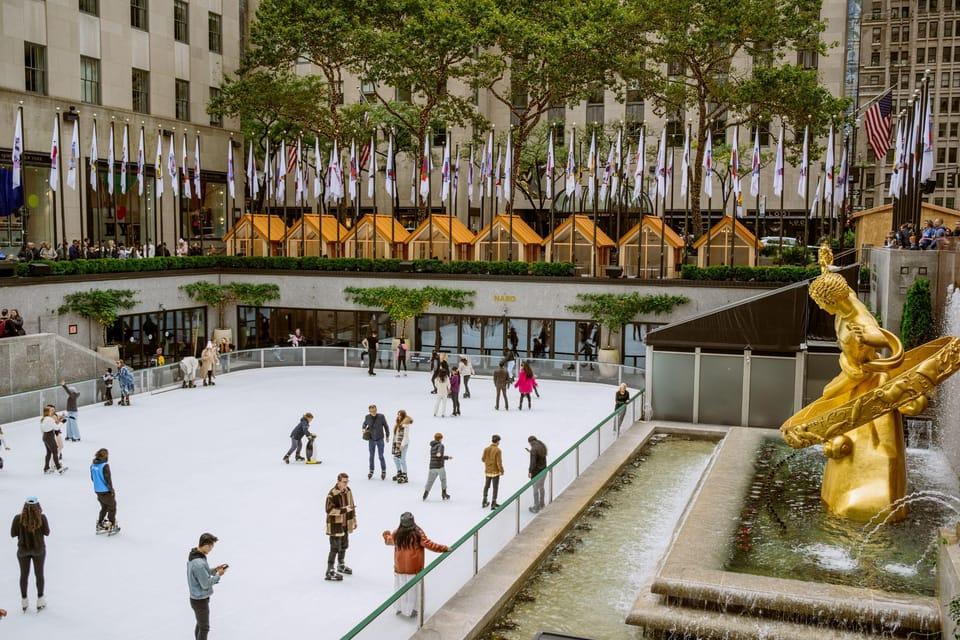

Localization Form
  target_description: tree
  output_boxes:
[566,292,688,348]
[901,277,934,349]
[58,289,139,347]
[624,0,849,237]
[180,282,281,328]
[344,286,475,338]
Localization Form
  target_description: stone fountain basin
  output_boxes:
[627,427,941,637]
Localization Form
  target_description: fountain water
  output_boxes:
[939,285,960,471]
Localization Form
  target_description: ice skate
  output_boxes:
[283,455,290,464]
[422,491,429,501]
[96,521,110,535]
[325,569,343,581]
[442,491,451,500]
[21,598,28,612]
[57,466,68,474]
[482,500,489,508]
[337,564,353,575]
[490,502,500,510]
[37,596,46,610]
[381,470,386,480]
[368,471,373,479]
[295,456,305,462]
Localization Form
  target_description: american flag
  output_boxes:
[865,91,893,160]
[287,143,298,174]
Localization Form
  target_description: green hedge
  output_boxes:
[15,256,576,278]
[680,264,820,283]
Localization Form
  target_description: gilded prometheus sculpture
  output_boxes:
[781,244,960,522]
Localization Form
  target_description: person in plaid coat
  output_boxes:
[325,473,357,581]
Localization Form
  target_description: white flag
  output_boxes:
[166,133,178,197]
[67,120,80,190]
[440,135,451,202]
[749,127,761,198]
[181,134,191,199]
[632,129,645,202]
[565,129,577,198]
[327,141,343,202]
[453,151,460,194]
[494,145,502,200]
[545,130,555,200]
[797,126,809,198]
[810,175,821,218]
[49,116,60,192]
[12,109,23,189]
[730,125,740,197]
[504,130,513,204]
[193,135,202,198]
[247,141,259,200]
[921,98,935,182]
[348,140,358,200]
[367,136,376,199]
[278,140,287,179]
[136,128,144,196]
[419,135,431,200]
[264,139,273,202]
[120,125,129,195]
[823,124,835,198]
[702,129,713,199]
[89,121,99,192]
[107,125,115,196]
[586,132,597,203]
[483,131,494,197]
[889,119,904,199]
[385,134,396,198]
[772,128,784,197]
[599,140,614,204]
[654,129,666,202]
[313,138,322,199]
[612,127,622,197]
[227,139,236,199]
[679,126,690,197]
[410,153,416,204]
[467,146,475,204]
[834,145,847,208]
[154,132,164,196]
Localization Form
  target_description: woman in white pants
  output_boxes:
[433,371,451,417]
[382,513,449,617]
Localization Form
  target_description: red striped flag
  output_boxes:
[865,91,893,160]
[287,143,298,173]
[359,141,371,171]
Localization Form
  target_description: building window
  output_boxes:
[757,120,771,146]
[431,124,446,148]
[931,21,939,37]
[952,122,959,137]
[870,51,881,66]
[919,21,928,37]
[361,79,377,102]
[209,87,222,127]
[948,20,955,37]
[918,48,926,64]
[586,88,604,125]
[891,26,900,42]
[547,101,565,141]
[625,82,644,138]
[666,112,684,146]
[797,49,818,69]
[174,0,189,44]
[930,47,937,63]
[510,81,528,127]
[667,59,685,77]
[953,96,960,113]
[872,27,882,43]
[176,79,190,121]
[946,46,952,63]
[208,12,222,53]
[131,0,148,30]
[24,42,47,95]
[80,0,99,16]
[395,84,411,103]
[80,56,101,105]
[132,68,150,114]
[866,172,875,188]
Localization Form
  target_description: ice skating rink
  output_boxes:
[0,366,620,639]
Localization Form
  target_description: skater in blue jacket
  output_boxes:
[90,448,118,534]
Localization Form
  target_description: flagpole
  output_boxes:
[48,110,59,249]
[57,111,67,251]
[592,136,598,278]
[372,131,378,260]
[508,129,514,263]
[492,141,501,262]
[659,140,670,279]
[389,130,396,257]
[753,131,760,266]
[94,117,102,248]
[547,126,556,263]
[154,127,161,252]
[449,136,455,262]
[78,114,87,249]
[573,128,579,267]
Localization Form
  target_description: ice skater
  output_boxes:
[423,433,451,501]
[90,448,119,535]
[458,357,474,398]
[392,410,413,483]
[493,362,509,411]
[59,380,81,442]
[325,473,357,581]
[615,383,630,430]
[382,512,450,618]
[481,435,504,510]
[395,338,408,376]
[201,341,219,386]
[433,369,451,418]
[449,368,462,417]
[362,405,390,479]
[515,362,537,410]
[363,331,378,375]
[503,348,517,382]
[283,413,315,464]
[527,436,548,513]
[179,356,199,389]
[11,497,49,613]
[39,407,65,475]
[187,532,228,640]
[116,360,134,405]
[102,368,114,405]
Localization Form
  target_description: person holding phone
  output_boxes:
[187,532,227,640]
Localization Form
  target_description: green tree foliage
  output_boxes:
[181,282,280,328]
[344,286,475,337]
[901,277,935,349]
[58,289,139,346]
[566,292,688,348]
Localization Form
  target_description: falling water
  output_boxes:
[939,285,960,473]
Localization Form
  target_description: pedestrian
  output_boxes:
[481,435,504,510]
[90,448,118,534]
[504,348,517,382]
[449,368,462,417]
[283,413,315,464]
[515,362,537,410]
[382,512,450,618]
[392,410,413,484]
[423,433,451,501]
[201,341,219,386]
[459,357,474,398]
[325,473,357,581]
[429,347,440,391]
[433,369,450,418]
[116,360,134,406]
[615,383,630,430]
[288,328,304,347]
[187,532,228,640]
[102,368,114,406]
[395,338,408,376]
[493,361,510,411]
[40,407,65,475]
[362,405,390,480]
[11,497,49,613]
[364,331,378,376]
[527,436,548,513]
[508,326,519,353]
[59,380,81,442]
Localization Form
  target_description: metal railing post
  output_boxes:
[575,445,580,477]
[343,348,348,367]
[302,347,306,366]
[473,531,479,575]
[259,349,264,368]
[618,365,622,385]
[597,428,601,457]
[576,361,581,382]
[549,468,554,503]
[515,499,521,534]
[418,581,426,628]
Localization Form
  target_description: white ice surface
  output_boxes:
[0,367,617,639]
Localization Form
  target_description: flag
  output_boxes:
[410,153,416,204]
[419,135,431,200]
[89,121,99,192]
[623,143,632,202]
[274,150,282,202]
[729,125,740,197]
[599,140,614,203]
[287,143,297,178]
[823,124,835,198]
[48,116,59,191]
[107,125,115,196]
[834,145,848,209]
[585,132,597,202]
[921,97,934,182]
[611,127,622,197]
[810,175,821,218]
[154,131,163,196]
[227,139,236,199]
[467,146,475,204]
[702,128,713,198]
[483,131,494,197]
[327,141,343,202]
[348,140,358,200]
[278,140,287,179]
[136,128,144,196]
[494,144,503,200]
[166,133,178,197]
[440,135,451,201]
[772,128,784,197]
[120,125,129,195]
[504,130,513,204]
[632,129,645,202]
[889,118,904,198]
[12,108,23,189]
[654,129,666,202]
[679,126,690,197]
[181,134,191,199]
[193,135,201,198]
[367,136,376,199]
[247,141,259,200]
[314,138,322,199]
[797,126,808,198]
[749,127,761,197]
[865,91,893,161]
[67,120,79,190]
[545,130,555,199]
[385,134,396,198]
[453,150,460,194]
[565,129,577,197]
[665,150,674,214]
[264,139,273,202]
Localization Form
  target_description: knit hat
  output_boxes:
[434,432,443,440]
[399,512,415,528]
[25,496,39,505]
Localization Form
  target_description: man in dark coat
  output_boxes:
[362,405,390,479]
[527,436,548,513]
[493,362,510,411]
[325,473,357,581]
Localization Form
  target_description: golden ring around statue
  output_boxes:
[781,336,960,449]
[861,328,904,372]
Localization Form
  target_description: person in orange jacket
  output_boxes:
[382,512,449,618]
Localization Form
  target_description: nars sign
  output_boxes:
[494,295,517,302]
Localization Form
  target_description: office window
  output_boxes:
[891,51,900,64]
[24,42,47,95]
[80,56,101,105]
[208,12,222,53]
[903,26,910,40]
[209,87,222,127]
[585,88,604,124]
[920,0,928,11]
[940,148,948,164]
[948,20,955,37]
[941,97,950,114]
[952,122,959,136]
[920,21,928,37]
[951,147,958,164]
[176,79,190,121]
[941,122,948,138]
[757,120,771,146]
[395,84,411,103]
[943,71,950,88]
[798,49,818,69]
[431,124,446,148]
[918,48,926,63]
[953,96,960,113]
[866,172,875,188]
[360,79,377,102]
[132,68,149,114]
[946,46,953,63]
[870,51,881,66]
[872,27,882,43]
[930,47,937,62]
[625,82,644,138]
[547,101,566,141]
[80,0,99,16]
[131,0,148,30]
[174,0,189,43]
[949,174,957,189]
[667,58,685,76]
[666,112,684,146]
[931,21,940,37]
[933,0,940,10]
[510,81,528,127]
[892,26,900,41]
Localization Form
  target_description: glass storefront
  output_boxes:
[622,322,664,367]
[237,306,392,350]
[87,164,156,248]
[107,306,207,368]
[0,162,55,251]
[180,176,228,241]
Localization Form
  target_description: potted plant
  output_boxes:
[344,286,475,350]
[566,292,689,374]
[58,288,139,360]
[181,282,280,346]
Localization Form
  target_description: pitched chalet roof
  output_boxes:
[295,214,349,242]
[541,214,615,248]
[691,216,759,249]
[408,214,475,245]
[222,213,287,242]
[618,215,684,248]
[471,214,543,246]
[341,213,410,243]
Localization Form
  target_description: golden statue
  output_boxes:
[781,244,960,522]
